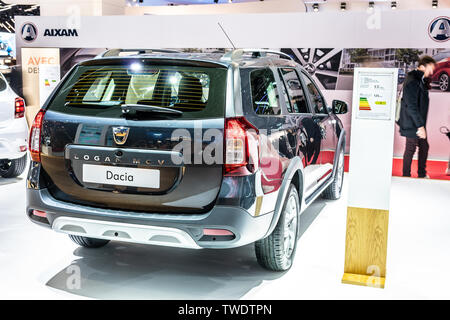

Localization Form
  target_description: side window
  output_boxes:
[279,68,309,113]
[250,68,281,115]
[302,72,327,114]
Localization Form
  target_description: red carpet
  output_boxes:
[343,155,450,181]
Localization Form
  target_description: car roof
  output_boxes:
[79,51,300,70]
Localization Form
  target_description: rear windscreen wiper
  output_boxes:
[121,104,183,116]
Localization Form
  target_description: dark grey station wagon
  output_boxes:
[27,49,347,271]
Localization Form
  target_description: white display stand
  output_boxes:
[342,67,398,288]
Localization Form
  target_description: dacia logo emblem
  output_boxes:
[21,23,38,42]
[112,127,130,145]
[429,17,450,42]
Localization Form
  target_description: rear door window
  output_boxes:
[301,72,328,115]
[279,68,309,113]
[47,63,227,119]
[250,68,281,115]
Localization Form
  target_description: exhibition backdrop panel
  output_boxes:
[13,11,449,48]
[14,11,450,179]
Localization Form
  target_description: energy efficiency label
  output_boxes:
[356,72,395,121]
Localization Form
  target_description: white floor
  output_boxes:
[0,170,449,299]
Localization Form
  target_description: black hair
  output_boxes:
[418,55,436,67]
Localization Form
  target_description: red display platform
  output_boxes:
[343,155,450,181]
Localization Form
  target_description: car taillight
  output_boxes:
[224,117,259,176]
[14,97,25,119]
[29,109,46,162]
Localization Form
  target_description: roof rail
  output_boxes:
[221,49,294,62]
[96,48,181,58]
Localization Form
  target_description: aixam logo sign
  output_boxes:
[428,16,450,42]
[21,23,38,42]
[21,22,79,42]
[43,28,79,37]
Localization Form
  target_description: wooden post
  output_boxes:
[342,68,398,288]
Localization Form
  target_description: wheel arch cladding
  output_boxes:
[263,156,304,238]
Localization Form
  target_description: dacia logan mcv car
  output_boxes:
[26,49,347,271]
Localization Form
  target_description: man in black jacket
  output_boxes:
[398,56,436,178]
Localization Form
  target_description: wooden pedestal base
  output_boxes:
[342,273,385,289]
[342,206,389,289]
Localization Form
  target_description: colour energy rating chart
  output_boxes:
[356,71,395,120]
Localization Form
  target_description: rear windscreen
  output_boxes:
[47,63,227,119]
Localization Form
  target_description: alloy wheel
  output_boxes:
[283,194,298,259]
[439,74,449,91]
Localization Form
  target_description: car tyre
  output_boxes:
[0,154,27,178]
[322,148,345,200]
[69,235,110,248]
[255,184,299,271]
[439,73,449,92]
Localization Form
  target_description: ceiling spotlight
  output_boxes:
[432,0,438,9]
[340,2,346,11]
[312,3,319,12]
[391,1,397,9]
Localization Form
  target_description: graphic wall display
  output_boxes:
[21,47,60,124]
[284,47,449,179]
[281,48,342,90]
[16,46,450,179]
[284,47,449,92]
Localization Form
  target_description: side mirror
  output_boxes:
[332,99,348,114]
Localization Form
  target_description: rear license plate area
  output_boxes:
[82,164,160,189]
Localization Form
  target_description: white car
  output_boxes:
[0,72,28,178]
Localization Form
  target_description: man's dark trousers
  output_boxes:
[403,137,429,177]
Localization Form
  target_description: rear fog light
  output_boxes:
[32,210,47,218]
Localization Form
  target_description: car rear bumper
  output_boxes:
[0,118,28,160]
[26,187,274,249]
